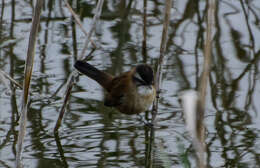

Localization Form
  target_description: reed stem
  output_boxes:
[79,0,104,60]
[196,0,216,167]
[54,0,104,132]
[54,72,75,132]
[65,1,96,48]
[152,0,172,124]
[15,0,43,167]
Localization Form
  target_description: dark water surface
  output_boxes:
[0,0,260,167]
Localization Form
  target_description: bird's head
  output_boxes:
[133,64,154,86]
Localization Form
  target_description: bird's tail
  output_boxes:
[74,61,113,90]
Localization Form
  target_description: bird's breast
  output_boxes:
[114,85,155,115]
[137,85,154,96]
[134,85,155,112]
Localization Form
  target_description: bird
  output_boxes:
[74,61,156,115]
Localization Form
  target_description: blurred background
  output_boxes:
[0,0,259,167]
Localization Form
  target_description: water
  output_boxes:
[0,0,260,167]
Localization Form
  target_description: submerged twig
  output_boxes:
[15,0,43,167]
[65,1,96,48]
[0,69,22,89]
[152,0,172,124]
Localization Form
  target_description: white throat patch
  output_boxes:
[137,85,153,96]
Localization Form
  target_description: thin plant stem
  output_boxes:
[54,0,104,132]
[54,132,69,167]
[15,0,43,167]
[152,0,172,124]
[0,69,22,89]
[199,0,215,110]
[54,73,75,132]
[64,1,96,48]
[79,0,104,60]
[197,0,216,167]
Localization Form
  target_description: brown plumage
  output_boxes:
[74,61,156,115]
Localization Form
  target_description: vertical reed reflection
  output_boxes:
[108,0,133,75]
[145,126,154,168]
[9,0,19,154]
[208,0,260,166]
[0,0,4,31]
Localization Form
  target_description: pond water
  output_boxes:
[0,0,260,167]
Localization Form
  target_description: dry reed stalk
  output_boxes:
[196,0,216,167]
[15,0,43,167]
[54,72,75,132]
[65,1,96,48]
[199,0,215,110]
[0,69,23,89]
[54,0,104,132]
[54,132,69,167]
[152,0,172,124]
[79,0,104,60]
